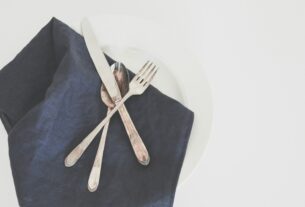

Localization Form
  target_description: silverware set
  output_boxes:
[65,19,158,192]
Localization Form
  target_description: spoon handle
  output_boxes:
[118,105,150,165]
[88,109,110,192]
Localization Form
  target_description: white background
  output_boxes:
[1,0,305,206]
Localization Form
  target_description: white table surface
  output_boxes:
[1,0,305,206]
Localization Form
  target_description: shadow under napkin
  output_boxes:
[0,18,194,207]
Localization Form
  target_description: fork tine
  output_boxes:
[135,61,151,79]
[140,63,154,80]
[144,67,158,86]
[142,65,156,81]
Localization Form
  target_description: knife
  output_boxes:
[81,19,150,165]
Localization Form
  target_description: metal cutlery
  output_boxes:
[88,63,130,192]
[65,61,157,168]
[64,19,150,167]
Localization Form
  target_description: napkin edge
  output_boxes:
[169,110,194,206]
[0,110,12,132]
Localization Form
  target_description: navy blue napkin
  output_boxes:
[0,18,194,207]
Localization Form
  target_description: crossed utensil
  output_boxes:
[64,15,157,193]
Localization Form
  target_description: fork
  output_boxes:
[65,61,158,167]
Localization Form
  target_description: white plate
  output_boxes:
[86,15,213,186]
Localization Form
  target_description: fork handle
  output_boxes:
[118,104,150,165]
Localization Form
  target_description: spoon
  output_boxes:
[88,63,129,192]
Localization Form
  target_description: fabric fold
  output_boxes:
[0,18,194,207]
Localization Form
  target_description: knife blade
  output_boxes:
[81,19,121,102]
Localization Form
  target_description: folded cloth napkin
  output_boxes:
[0,18,194,207]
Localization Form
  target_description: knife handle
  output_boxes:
[65,93,130,167]
[118,104,150,166]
